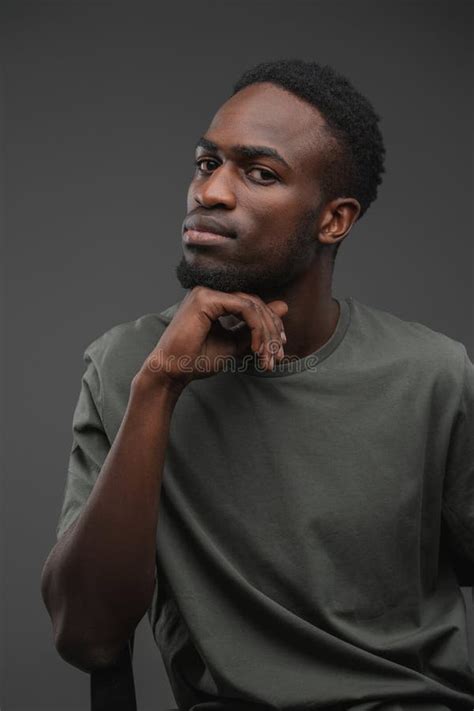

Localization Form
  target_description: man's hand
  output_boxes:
[137,286,288,392]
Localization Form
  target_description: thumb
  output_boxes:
[267,300,289,318]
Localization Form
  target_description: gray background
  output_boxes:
[1,0,473,709]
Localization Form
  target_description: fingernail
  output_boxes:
[281,331,287,344]
[269,356,274,369]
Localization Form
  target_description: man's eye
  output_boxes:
[247,167,277,183]
[194,158,219,173]
[194,159,277,183]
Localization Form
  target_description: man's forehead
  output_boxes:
[206,83,328,169]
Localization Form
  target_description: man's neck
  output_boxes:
[259,262,338,361]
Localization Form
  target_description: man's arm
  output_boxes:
[441,345,474,586]
[41,287,287,673]
[41,366,182,673]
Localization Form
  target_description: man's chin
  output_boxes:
[175,258,256,294]
[174,256,295,298]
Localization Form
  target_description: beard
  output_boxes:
[175,206,323,298]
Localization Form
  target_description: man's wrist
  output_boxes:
[132,366,186,401]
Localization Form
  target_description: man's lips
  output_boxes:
[183,217,237,240]
[183,229,234,245]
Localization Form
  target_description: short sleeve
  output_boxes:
[441,346,474,585]
[56,347,111,541]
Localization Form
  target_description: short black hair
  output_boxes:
[231,59,386,261]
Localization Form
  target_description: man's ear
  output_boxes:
[318,197,361,247]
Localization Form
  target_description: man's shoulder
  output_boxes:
[349,296,468,377]
[84,299,183,374]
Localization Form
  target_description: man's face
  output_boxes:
[176,82,330,296]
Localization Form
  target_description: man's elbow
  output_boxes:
[55,632,127,674]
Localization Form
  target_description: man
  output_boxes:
[41,59,474,709]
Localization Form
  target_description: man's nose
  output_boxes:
[194,165,237,209]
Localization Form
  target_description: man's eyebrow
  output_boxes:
[195,136,291,170]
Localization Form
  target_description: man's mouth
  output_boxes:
[183,229,234,245]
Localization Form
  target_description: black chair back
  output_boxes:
[90,632,137,711]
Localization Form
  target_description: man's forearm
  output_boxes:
[41,371,182,672]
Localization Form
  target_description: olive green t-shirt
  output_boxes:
[56,295,474,710]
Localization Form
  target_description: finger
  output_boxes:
[267,300,289,318]
[251,297,286,366]
[255,302,273,366]
[261,305,283,366]
[197,291,267,356]
[226,291,272,363]
[267,301,289,343]
[234,293,283,369]
[266,306,287,350]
